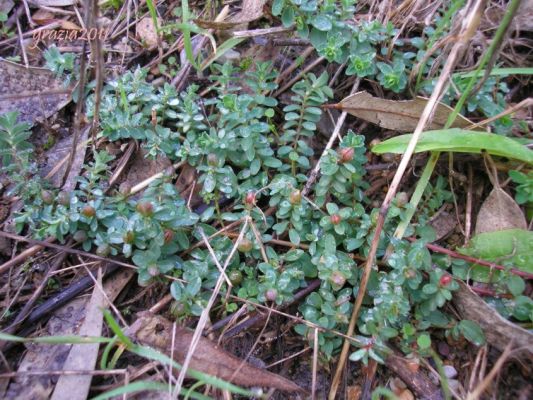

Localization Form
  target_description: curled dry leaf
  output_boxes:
[452,280,533,360]
[195,0,266,30]
[334,91,474,132]
[127,312,308,394]
[0,60,72,125]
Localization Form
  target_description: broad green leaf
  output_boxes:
[312,15,332,31]
[458,320,485,346]
[372,129,533,164]
[458,229,533,283]
[417,333,431,349]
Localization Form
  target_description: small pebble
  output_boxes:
[218,49,241,64]
[448,379,462,392]
[444,365,458,379]
[438,341,450,357]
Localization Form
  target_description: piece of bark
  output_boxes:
[453,280,533,360]
[50,269,108,400]
[127,312,307,394]
[385,354,443,400]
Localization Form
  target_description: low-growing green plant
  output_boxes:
[44,45,77,85]
[6,52,496,366]
[0,12,13,39]
[272,0,521,134]
[509,169,533,205]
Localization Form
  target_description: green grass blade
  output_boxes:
[145,0,160,34]
[90,380,211,400]
[371,129,533,164]
[454,67,533,78]
[200,37,245,71]
[102,309,134,348]
[0,332,112,345]
[130,345,256,397]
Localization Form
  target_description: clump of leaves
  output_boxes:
[509,169,533,205]
[7,55,489,364]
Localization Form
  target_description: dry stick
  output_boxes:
[303,78,361,196]
[129,161,185,196]
[232,26,292,39]
[106,141,137,190]
[275,46,315,85]
[311,328,319,400]
[274,56,326,97]
[90,0,104,145]
[466,97,533,130]
[2,249,68,338]
[327,1,487,398]
[15,18,28,68]
[465,164,473,244]
[0,237,56,275]
[466,341,513,400]
[62,20,90,187]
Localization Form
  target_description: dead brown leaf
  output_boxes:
[195,0,266,30]
[475,187,527,234]
[42,126,90,190]
[136,16,160,49]
[127,312,308,394]
[452,280,533,360]
[124,148,172,197]
[0,60,72,125]
[32,9,55,24]
[336,91,474,132]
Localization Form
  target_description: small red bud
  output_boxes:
[164,229,174,244]
[289,190,302,205]
[228,270,243,285]
[57,191,71,206]
[41,190,54,205]
[330,271,346,287]
[439,274,452,287]
[244,191,256,207]
[265,288,278,302]
[338,147,355,163]
[81,205,96,218]
[136,201,154,217]
[237,237,253,253]
[330,214,341,225]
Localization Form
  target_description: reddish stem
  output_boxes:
[408,238,533,280]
